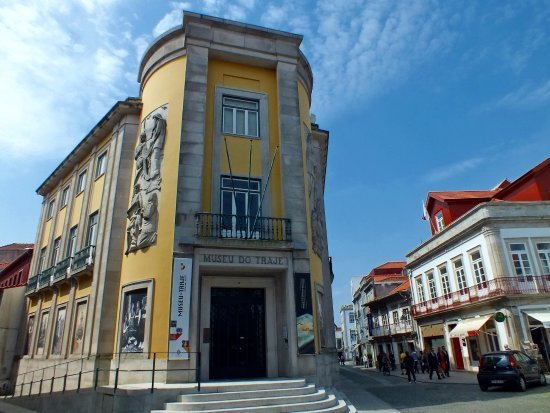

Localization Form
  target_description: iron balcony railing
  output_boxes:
[370,321,414,338]
[54,257,72,282]
[72,245,95,272]
[25,276,38,294]
[412,275,550,317]
[38,267,55,289]
[195,213,291,242]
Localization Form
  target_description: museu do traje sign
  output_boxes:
[169,258,193,360]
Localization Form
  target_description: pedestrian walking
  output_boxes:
[441,346,451,377]
[363,352,368,368]
[428,348,441,379]
[400,350,406,375]
[420,350,428,373]
[389,352,396,371]
[411,349,419,373]
[404,351,416,383]
[377,352,383,372]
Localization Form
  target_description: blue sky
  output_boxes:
[1,1,549,324]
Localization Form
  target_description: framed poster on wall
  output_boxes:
[121,288,147,353]
[294,272,315,354]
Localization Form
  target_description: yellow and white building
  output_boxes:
[19,13,337,388]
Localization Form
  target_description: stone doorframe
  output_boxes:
[199,275,278,381]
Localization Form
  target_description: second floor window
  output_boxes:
[77,170,87,194]
[439,264,450,295]
[427,271,437,299]
[392,311,399,324]
[85,213,99,247]
[222,97,259,137]
[470,250,487,284]
[509,243,533,280]
[536,242,550,275]
[453,258,468,291]
[349,312,355,323]
[382,313,388,326]
[51,237,61,266]
[66,226,78,258]
[350,330,357,343]
[38,247,47,273]
[402,308,410,322]
[415,276,425,302]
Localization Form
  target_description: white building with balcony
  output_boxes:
[406,159,550,372]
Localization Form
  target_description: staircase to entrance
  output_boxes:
[151,378,353,413]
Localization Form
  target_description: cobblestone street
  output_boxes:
[337,364,550,413]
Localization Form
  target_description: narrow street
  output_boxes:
[336,365,550,413]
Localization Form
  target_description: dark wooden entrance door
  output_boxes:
[210,287,266,379]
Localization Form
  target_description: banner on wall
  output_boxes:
[169,258,193,360]
[294,272,315,354]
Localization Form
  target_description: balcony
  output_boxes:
[195,213,291,242]
[371,321,414,338]
[53,257,72,283]
[25,276,38,295]
[38,267,54,289]
[72,245,95,273]
[412,275,550,318]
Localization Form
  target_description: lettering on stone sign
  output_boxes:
[201,254,287,265]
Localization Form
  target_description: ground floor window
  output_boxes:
[24,315,35,355]
[51,306,67,355]
[36,311,50,355]
[71,300,88,355]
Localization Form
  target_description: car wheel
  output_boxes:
[518,376,527,392]
[479,384,488,392]
[540,373,547,386]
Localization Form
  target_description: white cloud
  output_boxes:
[0,1,136,162]
[491,80,550,110]
[153,2,191,37]
[425,157,485,183]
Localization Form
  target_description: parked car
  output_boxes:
[477,350,547,392]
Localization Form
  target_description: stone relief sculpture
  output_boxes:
[305,125,327,257]
[126,106,167,254]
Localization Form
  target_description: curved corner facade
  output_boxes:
[18,12,336,391]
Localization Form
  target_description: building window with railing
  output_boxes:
[439,264,451,295]
[415,276,425,302]
[51,237,61,266]
[470,249,487,285]
[222,97,259,137]
[392,310,399,324]
[427,271,437,299]
[401,308,410,322]
[38,247,47,273]
[453,257,468,292]
[66,226,78,258]
[536,242,550,275]
[508,242,533,281]
[221,176,260,236]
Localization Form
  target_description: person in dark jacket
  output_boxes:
[404,351,416,382]
[441,346,451,377]
[428,348,441,379]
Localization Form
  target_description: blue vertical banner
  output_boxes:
[294,272,315,354]
[169,258,193,360]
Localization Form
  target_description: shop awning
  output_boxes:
[526,311,550,328]
[450,315,491,337]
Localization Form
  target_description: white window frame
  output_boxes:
[382,313,389,326]
[535,241,550,275]
[222,96,259,137]
[392,310,399,325]
[435,211,445,232]
[95,151,107,178]
[76,170,87,194]
[469,249,487,285]
[415,276,426,303]
[47,199,55,220]
[66,226,78,258]
[51,237,61,266]
[438,264,451,296]
[85,212,99,247]
[60,186,69,208]
[348,312,355,324]
[426,271,437,299]
[401,308,410,322]
[508,242,533,281]
[453,257,468,292]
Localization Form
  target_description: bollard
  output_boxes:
[151,353,156,394]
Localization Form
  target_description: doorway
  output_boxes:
[451,337,464,370]
[209,287,266,379]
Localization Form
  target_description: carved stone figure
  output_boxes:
[125,106,167,254]
[305,125,327,257]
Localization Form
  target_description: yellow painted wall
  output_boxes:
[202,60,282,217]
[55,284,71,305]
[71,193,84,227]
[116,56,187,355]
[89,174,104,213]
[40,220,51,248]
[54,208,66,238]
[41,291,54,310]
[28,297,39,314]
[75,277,92,300]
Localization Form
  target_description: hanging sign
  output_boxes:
[494,311,506,322]
[169,258,193,360]
[294,272,315,355]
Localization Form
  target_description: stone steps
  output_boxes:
[151,379,351,413]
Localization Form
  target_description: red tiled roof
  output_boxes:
[429,191,497,202]
[387,279,411,295]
